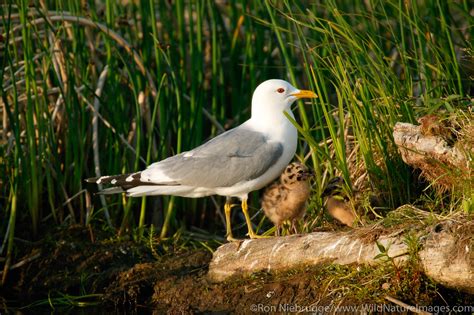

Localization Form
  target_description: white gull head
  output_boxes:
[251,79,317,120]
[249,79,317,133]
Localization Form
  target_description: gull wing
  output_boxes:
[141,127,284,188]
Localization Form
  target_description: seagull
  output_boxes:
[86,79,317,241]
[262,162,313,236]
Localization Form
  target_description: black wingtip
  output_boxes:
[85,177,99,183]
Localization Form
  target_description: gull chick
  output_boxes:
[321,177,356,227]
[86,79,317,241]
[262,162,313,235]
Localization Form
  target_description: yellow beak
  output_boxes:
[291,89,318,99]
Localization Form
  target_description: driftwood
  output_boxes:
[208,222,474,294]
[393,121,472,190]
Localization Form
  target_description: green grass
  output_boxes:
[1,0,472,281]
[22,292,102,309]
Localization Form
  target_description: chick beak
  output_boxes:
[301,169,315,180]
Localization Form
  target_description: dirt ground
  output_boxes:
[2,225,473,313]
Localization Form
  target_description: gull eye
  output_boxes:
[277,88,285,93]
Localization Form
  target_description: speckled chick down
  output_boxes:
[262,162,313,234]
[321,177,356,227]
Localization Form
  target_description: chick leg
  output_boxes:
[275,224,281,237]
[288,219,295,234]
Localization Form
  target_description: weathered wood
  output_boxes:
[393,122,472,190]
[208,223,473,294]
[393,122,469,168]
[419,225,473,294]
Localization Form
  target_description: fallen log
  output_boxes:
[208,221,473,294]
[393,121,473,191]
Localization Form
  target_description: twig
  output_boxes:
[202,107,225,133]
[0,218,10,256]
[1,98,6,141]
[182,93,225,133]
[61,189,87,208]
[138,90,157,158]
[92,66,112,227]
[0,251,41,276]
[385,295,432,315]
[2,52,46,89]
[210,196,226,228]
[40,0,68,94]
[85,189,93,226]
[76,88,147,165]
[60,184,76,224]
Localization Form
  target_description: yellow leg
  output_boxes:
[241,198,268,239]
[224,199,238,242]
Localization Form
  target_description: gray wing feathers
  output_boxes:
[147,128,283,188]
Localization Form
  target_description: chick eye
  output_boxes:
[277,88,285,93]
